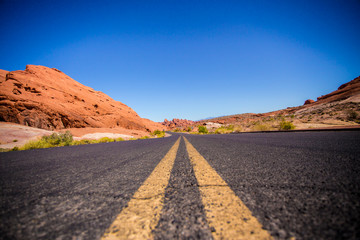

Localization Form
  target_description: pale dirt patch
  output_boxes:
[75,133,133,140]
[61,127,149,138]
[0,122,53,149]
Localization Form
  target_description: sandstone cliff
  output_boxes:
[0,65,164,132]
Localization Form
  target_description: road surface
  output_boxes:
[1,131,359,239]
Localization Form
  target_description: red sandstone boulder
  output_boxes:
[304,99,315,105]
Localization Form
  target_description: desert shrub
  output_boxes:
[198,126,208,134]
[10,146,19,151]
[151,130,165,138]
[71,139,92,145]
[279,121,295,130]
[186,126,192,132]
[153,130,162,135]
[97,137,115,143]
[347,110,359,121]
[215,125,235,134]
[139,136,150,140]
[20,139,50,150]
[115,137,124,142]
[42,131,73,146]
[20,131,74,150]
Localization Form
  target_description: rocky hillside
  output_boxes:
[161,118,194,130]
[196,76,360,131]
[0,65,164,132]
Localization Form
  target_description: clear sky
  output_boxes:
[1,0,359,122]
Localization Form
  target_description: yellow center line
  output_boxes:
[183,136,272,240]
[101,137,181,240]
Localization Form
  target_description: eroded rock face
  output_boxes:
[0,65,164,132]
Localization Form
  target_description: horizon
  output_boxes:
[1,1,359,122]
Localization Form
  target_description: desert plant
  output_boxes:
[347,110,359,121]
[97,137,115,143]
[198,126,208,134]
[215,125,236,134]
[71,139,92,145]
[151,130,165,138]
[19,131,74,150]
[42,131,73,146]
[139,136,150,140]
[152,130,162,135]
[279,121,295,130]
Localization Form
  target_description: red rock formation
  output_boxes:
[0,65,164,132]
[161,118,194,129]
[317,76,360,103]
[304,99,315,105]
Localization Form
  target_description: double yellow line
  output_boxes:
[102,137,272,240]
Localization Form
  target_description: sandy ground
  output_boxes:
[0,122,150,149]
[0,122,54,149]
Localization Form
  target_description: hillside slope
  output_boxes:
[0,65,163,132]
[196,76,360,131]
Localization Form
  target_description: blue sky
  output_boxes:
[1,0,359,122]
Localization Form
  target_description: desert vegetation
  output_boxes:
[151,130,166,138]
[8,130,166,151]
[198,126,209,134]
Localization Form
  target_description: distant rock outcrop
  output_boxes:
[316,76,360,103]
[0,65,164,132]
[304,99,315,105]
[162,118,194,129]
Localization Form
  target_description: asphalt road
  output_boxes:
[1,131,359,239]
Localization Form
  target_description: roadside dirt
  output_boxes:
[0,122,150,149]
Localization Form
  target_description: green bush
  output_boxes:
[151,130,165,138]
[139,136,150,140]
[71,139,92,145]
[42,131,73,146]
[279,121,295,130]
[97,137,115,143]
[19,131,74,150]
[198,126,208,134]
[153,130,162,135]
[215,125,235,134]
